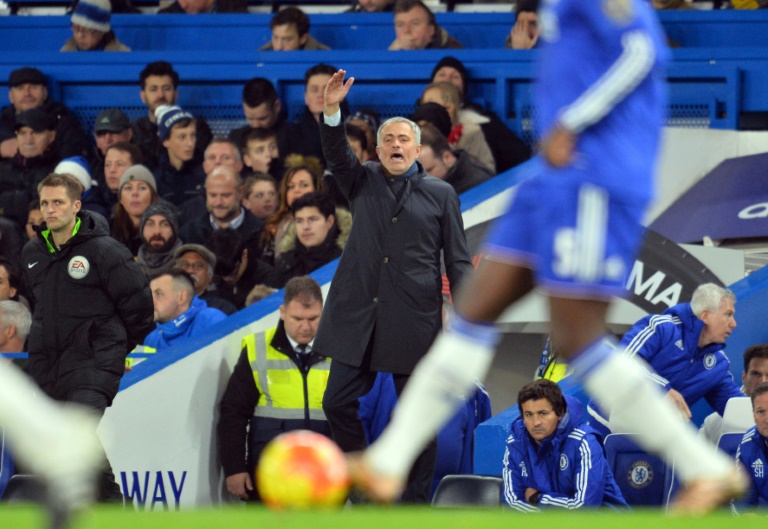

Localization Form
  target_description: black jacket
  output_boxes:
[314,120,472,374]
[217,321,331,489]
[445,149,494,195]
[0,100,92,161]
[158,0,247,12]
[179,207,264,247]
[469,104,531,173]
[22,210,154,402]
[0,149,59,228]
[153,153,207,208]
[131,115,212,172]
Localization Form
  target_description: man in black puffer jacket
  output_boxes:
[22,173,154,502]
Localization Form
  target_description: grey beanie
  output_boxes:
[139,200,180,238]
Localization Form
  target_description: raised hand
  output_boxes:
[324,69,355,116]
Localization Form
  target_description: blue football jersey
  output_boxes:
[535,0,669,200]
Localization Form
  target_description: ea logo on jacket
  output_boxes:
[68,256,90,279]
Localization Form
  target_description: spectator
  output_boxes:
[701,344,768,443]
[0,67,91,161]
[174,243,237,315]
[590,283,742,435]
[346,0,395,12]
[158,0,247,13]
[317,70,472,503]
[0,109,59,228]
[430,56,530,172]
[421,82,496,173]
[503,380,628,511]
[288,64,348,166]
[53,156,110,219]
[273,192,350,288]
[259,158,324,265]
[179,166,263,246]
[229,78,293,161]
[418,123,492,194]
[111,164,158,256]
[24,200,42,241]
[389,0,462,50]
[505,0,540,50]
[242,128,282,181]
[345,110,379,162]
[218,276,330,501]
[95,141,142,216]
[242,173,278,221]
[0,300,30,354]
[131,61,212,171]
[89,108,133,186]
[733,381,768,512]
[0,258,20,302]
[61,0,130,52]
[23,172,153,501]
[202,138,244,176]
[0,222,24,279]
[411,102,452,138]
[136,200,182,275]
[652,0,695,9]
[153,104,206,208]
[143,269,226,351]
[259,7,330,51]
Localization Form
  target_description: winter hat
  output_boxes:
[71,0,112,33]
[175,243,217,270]
[54,156,92,192]
[119,164,157,194]
[140,200,180,238]
[411,102,452,138]
[94,108,131,133]
[14,109,56,132]
[430,57,470,103]
[155,105,194,142]
[9,67,46,88]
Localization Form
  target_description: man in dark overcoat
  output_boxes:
[316,69,472,503]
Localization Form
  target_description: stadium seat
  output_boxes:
[716,432,745,458]
[721,397,754,434]
[431,475,503,507]
[1,474,46,503]
[604,434,678,508]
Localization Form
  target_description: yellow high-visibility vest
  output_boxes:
[243,327,331,421]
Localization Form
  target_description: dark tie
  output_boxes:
[295,344,308,367]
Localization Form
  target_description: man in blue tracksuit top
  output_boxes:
[733,382,768,512]
[589,283,741,434]
[143,268,227,351]
[503,379,627,511]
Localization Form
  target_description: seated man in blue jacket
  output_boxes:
[503,379,627,511]
[733,381,768,512]
[589,283,741,434]
[143,268,227,351]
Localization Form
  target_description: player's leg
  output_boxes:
[0,360,100,525]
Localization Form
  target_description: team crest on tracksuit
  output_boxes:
[628,460,654,488]
[703,353,716,370]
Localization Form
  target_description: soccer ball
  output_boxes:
[257,430,350,509]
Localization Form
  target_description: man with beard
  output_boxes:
[179,166,263,246]
[137,201,182,276]
[175,243,237,315]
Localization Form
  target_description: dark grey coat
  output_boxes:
[313,120,472,374]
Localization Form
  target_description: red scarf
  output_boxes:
[447,124,463,145]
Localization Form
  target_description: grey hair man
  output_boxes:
[0,300,31,354]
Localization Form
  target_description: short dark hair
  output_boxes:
[751,381,768,405]
[139,61,179,90]
[149,267,195,297]
[244,173,277,196]
[284,276,323,307]
[419,122,451,157]
[244,127,278,149]
[270,6,310,37]
[393,0,435,27]
[517,379,567,417]
[304,64,336,88]
[38,173,84,202]
[106,141,142,165]
[744,345,768,374]
[242,78,278,109]
[28,199,40,214]
[345,124,368,153]
[515,0,539,14]
[206,228,245,277]
[0,258,20,299]
[291,191,335,218]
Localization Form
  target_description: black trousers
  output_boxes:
[322,343,437,504]
[66,389,125,503]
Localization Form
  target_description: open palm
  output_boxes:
[324,69,355,110]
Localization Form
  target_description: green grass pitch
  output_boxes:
[0,505,765,529]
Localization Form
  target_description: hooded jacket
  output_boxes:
[22,210,154,402]
[142,295,226,351]
[502,395,628,511]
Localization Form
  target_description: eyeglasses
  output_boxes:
[179,260,208,272]
[71,24,102,38]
